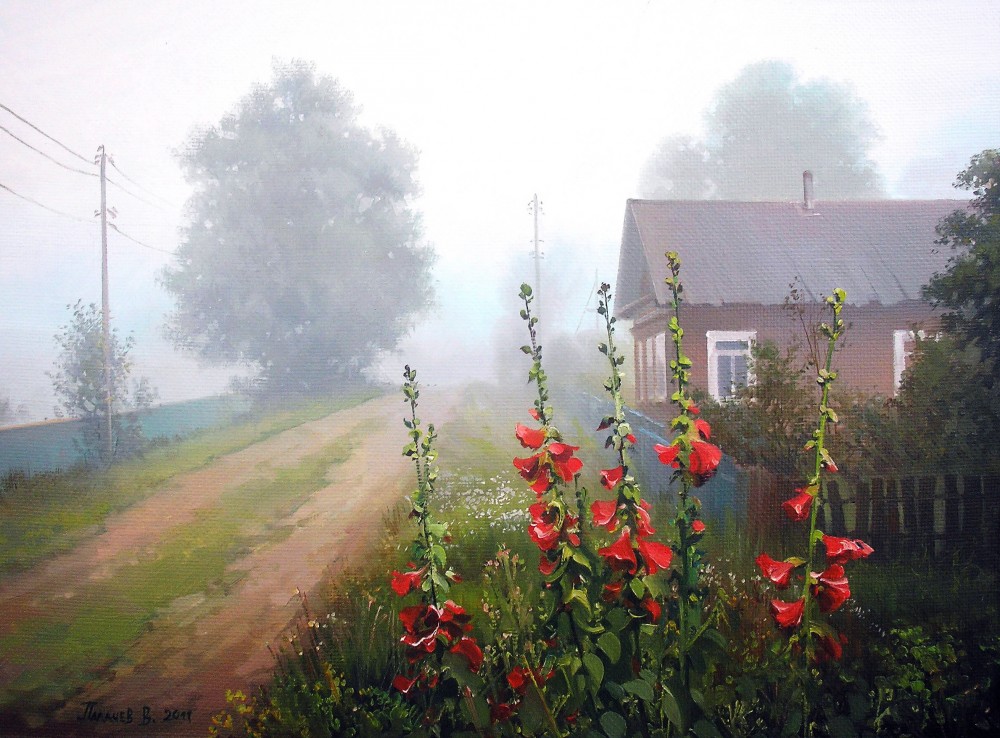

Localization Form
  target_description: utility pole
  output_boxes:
[529,193,542,321]
[98,145,113,463]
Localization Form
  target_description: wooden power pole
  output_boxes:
[98,145,113,463]
[529,193,542,321]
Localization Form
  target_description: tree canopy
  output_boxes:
[163,61,434,396]
[640,61,884,201]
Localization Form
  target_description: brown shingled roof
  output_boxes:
[615,198,968,318]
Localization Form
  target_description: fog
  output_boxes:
[0,2,997,422]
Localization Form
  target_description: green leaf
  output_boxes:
[623,679,654,702]
[693,719,724,738]
[597,631,621,663]
[583,652,604,694]
[606,608,629,632]
[826,715,858,738]
[661,683,685,730]
[599,711,627,738]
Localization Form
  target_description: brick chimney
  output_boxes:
[803,170,815,210]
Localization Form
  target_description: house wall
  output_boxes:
[630,300,939,425]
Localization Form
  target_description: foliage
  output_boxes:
[49,300,155,465]
[163,60,434,396]
[923,148,1000,449]
[640,60,883,201]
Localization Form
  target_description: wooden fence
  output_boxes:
[747,467,1000,557]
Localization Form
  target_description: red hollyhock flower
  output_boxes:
[600,466,624,490]
[691,520,706,534]
[654,443,680,467]
[755,553,795,589]
[687,404,700,415]
[506,665,553,695]
[811,564,850,613]
[538,553,560,576]
[529,407,541,421]
[515,423,546,449]
[591,498,619,531]
[548,442,583,482]
[602,580,623,602]
[695,418,711,440]
[488,698,516,724]
[636,504,656,536]
[392,673,418,695]
[399,604,442,655]
[390,566,425,597]
[689,441,722,483]
[637,537,673,575]
[598,528,637,574]
[822,535,874,564]
[527,502,561,551]
[513,453,552,494]
[822,457,839,473]
[782,489,814,522]
[815,633,847,663]
[450,637,484,673]
[626,433,637,444]
[438,600,472,640]
[770,597,805,629]
[642,595,662,622]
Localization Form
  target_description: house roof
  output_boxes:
[615,198,968,318]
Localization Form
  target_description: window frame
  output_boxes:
[706,330,756,401]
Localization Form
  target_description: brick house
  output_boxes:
[613,177,965,424]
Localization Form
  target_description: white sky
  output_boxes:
[1,1,997,419]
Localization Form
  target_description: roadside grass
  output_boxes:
[0,434,358,720]
[0,388,379,574]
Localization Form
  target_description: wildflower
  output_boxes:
[756,553,795,589]
[527,502,561,551]
[548,442,583,482]
[637,537,673,575]
[600,466,624,490]
[506,665,552,695]
[641,595,662,622]
[598,527,638,574]
[770,597,805,629]
[811,564,851,613]
[591,498,619,531]
[815,632,847,663]
[695,418,711,440]
[782,488,814,522]
[450,637,484,673]
[691,519,706,534]
[822,535,874,564]
[515,423,546,450]
[689,440,722,484]
[390,566,426,597]
[653,443,680,467]
[392,673,418,694]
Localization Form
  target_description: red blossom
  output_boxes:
[695,418,711,440]
[642,595,662,622]
[450,636,484,673]
[399,604,442,656]
[488,698,516,724]
[506,665,553,695]
[815,633,847,663]
[653,443,680,467]
[515,423,546,449]
[756,553,795,589]
[598,528,637,574]
[513,453,552,494]
[782,489,814,522]
[626,433,637,444]
[527,502,561,551]
[392,673,418,695]
[602,580,623,602]
[529,407,541,421]
[770,597,805,629]
[638,537,673,574]
[390,566,425,597]
[548,442,583,481]
[689,441,722,484]
[600,466,624,490]
[591,498,619,531]
[811,564,851,613]
[822,535,874,564]
[687,404,700,415]
[538,553,560,576]
[692,520,706,534]
[636,504,656,536]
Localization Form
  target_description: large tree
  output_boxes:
[640,60,884,201]
[163,61,434,395]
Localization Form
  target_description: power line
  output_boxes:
[105,173,170,212]
[108,222,175,255]
[0,123,98,178]
[109,159,177,209]
[0,181,95,224]
[0,102,91,164]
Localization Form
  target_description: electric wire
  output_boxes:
[0,181,95,224]
[0,102,91,164]
[0,123,98,178]
[109,159,177,209]
[108,222,175,255]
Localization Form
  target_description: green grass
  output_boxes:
[0,435,359,717]
[0,388,379,574]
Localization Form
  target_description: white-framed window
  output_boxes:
[642,333,667,402]
[707,330,756,401]
[893,329,940,394]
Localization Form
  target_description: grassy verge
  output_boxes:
[0,435,358,720]
[0,388,379,574]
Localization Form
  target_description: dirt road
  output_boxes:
[0,393,452,737]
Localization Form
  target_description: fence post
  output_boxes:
[869,477,887,554]
[918,476,937,557]
[962,475,984,551]
[943,474,960,553]
[900,476,918,552]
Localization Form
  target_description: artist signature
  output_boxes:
[77,701,193,727]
